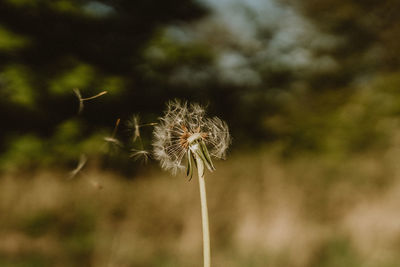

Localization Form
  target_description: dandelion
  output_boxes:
[152,99,231,267]
[153,100,231,177]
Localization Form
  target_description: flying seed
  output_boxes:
[73,88,108,114]
[68,153,87,179]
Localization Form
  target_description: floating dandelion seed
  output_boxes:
[126,114,158,143]
[126,114,141,143]
[152,99,231,267]
[129,149,151,164]
[126,114,157,163]
[132,115,141,143]
[73,88,84,113]
[68,153,87,179]
[73,88,108,114]
[153,99,231,177]
[111,118,120,139]
[104,118,123,151]
[103,136,122,147]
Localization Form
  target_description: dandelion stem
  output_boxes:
[195,154,211,267]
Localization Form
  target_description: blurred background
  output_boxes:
[1,0,400,266]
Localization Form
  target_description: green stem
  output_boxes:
[195,155,211,267]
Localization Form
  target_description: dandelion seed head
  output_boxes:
[153,99,231,174]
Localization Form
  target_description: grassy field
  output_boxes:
[1,149,400,267]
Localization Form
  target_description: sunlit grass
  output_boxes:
[0,148,399,266]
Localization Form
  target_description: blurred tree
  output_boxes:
[2,0,400,171]
[293,0,400,77]
[0,0,208,171]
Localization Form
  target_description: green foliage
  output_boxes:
[49,63,95,95]
[0,26,29,51]
[101,75,124,95]
[310,238,361,267]
[0,135,45,172]
[262,70,400,159]
[56,209,95,263]
[0,253,52,267]
[0,122,110,172]
[1,65,35,107]
[1,0,400,173]
[5,0,97,15]
[21,211,58,237]
[140,29,213,84]
[145,30,213,67]
[17,207,95,266]
[49,0,81,13]
[0,0,208,171]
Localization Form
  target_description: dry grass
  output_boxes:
[0,150,400,266]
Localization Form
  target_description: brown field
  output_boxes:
[1,149,400,267]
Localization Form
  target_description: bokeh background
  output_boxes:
[1,0,400,266]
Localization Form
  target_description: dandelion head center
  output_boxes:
[179,125,208,149]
